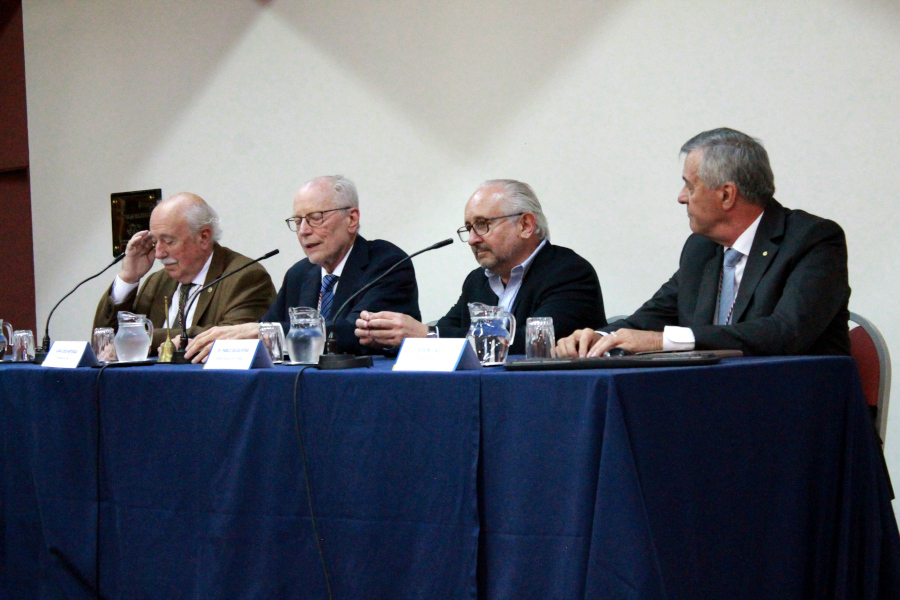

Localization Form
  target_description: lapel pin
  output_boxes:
[762,251,768,256]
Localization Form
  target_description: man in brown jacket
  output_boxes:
[93,192,276,355]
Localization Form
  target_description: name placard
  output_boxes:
[393,338,482,372]
[204,340,273,370]
[42,341,99,368]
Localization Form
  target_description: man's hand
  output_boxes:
[355,311,428,348]
[556,328,664,358]
[120,230,157,284]
[184,323,261,363]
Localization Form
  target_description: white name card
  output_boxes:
[393,338,482,372]
[42,341,99,368]
[204,340,273,370]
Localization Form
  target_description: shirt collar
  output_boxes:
[728,212,764,257]
[322,242,354,281]
[188,251,214,287]
[484,238,548,283]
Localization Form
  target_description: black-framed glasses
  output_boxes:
[456,213,524,242]
[285,207,351,231]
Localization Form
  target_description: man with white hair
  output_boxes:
[93,192,276,354]
[184,175,421,361]
[355,179,605,354]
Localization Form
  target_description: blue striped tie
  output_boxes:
[717,248,742,325]
[319,274,339,320]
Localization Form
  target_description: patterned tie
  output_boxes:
[716,248,742,325]
[319,274,339,320]
[177,283,193,329]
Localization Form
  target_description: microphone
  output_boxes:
[38,251,127,360]
[170,249,279,363]
[319,238,454,370]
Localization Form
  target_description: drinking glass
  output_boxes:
[259,322,286,364]
[11,330,36,362]
[525,317,556,359]
[92,327,117,362]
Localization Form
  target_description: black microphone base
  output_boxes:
[170,349,192,365]
[317,353,373,370]
[33,351,49,364]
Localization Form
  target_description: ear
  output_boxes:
[720,182,739,211]
[346,208,360,234]
[197,226,213,248]
[518,213,537,238]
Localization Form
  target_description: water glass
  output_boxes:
[525,317,556,359]
[11,330,36,362]
[92,327,117,362]
[259,322,285,364]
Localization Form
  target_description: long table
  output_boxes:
[1,356,898,599]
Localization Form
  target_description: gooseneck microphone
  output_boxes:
[38,251,127,359]
[318,238,454,370]
[170,249,280,364]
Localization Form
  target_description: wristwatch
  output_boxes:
[426,325,439,339]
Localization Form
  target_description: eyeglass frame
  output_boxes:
[456,213,524,242]
[285,206,352,232]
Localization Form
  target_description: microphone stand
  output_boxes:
[36,251,126,363]
[170,249,280,364]
[317,238,453,370]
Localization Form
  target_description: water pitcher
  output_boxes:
[113,311,154,362]
[466,302,516,365]
[286,307,326,363]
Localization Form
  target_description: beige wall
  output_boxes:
[23,0,900,501]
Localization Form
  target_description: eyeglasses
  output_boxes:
[285,207,351,232]
[456,213,524,242]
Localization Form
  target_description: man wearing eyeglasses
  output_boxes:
[185,175,420,362]
[355,179,605,354]
[93,192,277,355]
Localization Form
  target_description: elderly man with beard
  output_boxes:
[355,179,606,355]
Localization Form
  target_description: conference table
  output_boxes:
[1,355,898,599]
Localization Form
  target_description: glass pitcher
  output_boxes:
[466,302,516,365]
[0,319,13,359]
[286,307,326,363]
[113,311,154,362]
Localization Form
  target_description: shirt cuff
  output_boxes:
[663,326,695,351]
[110,275,139,305]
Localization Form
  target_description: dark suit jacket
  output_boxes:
[610,199,851,355]
[93,243,277,353]
[262,235,420,355]
[437,242,606,355]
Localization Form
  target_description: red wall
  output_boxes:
[0,0,36,334]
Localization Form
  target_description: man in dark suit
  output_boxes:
[355,179,605,355]
[185,175,420,361]
[93,192,276,355]
[558,128,851,358]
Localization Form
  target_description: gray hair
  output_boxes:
[305,175,359,209]
[481,179,550,241]
[680,128,775,207]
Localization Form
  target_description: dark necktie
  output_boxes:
[177,283,193,329]
[319,274,339,320]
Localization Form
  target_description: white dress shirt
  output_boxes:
[110,252,214,329]
[662,212,764,351]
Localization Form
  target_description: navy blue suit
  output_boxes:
[437,242,605,355]
[610,200,851,355]
[263,235,420,355]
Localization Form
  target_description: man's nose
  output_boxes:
[677,188,688,204]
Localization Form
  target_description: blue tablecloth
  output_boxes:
[1,356,898,599]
